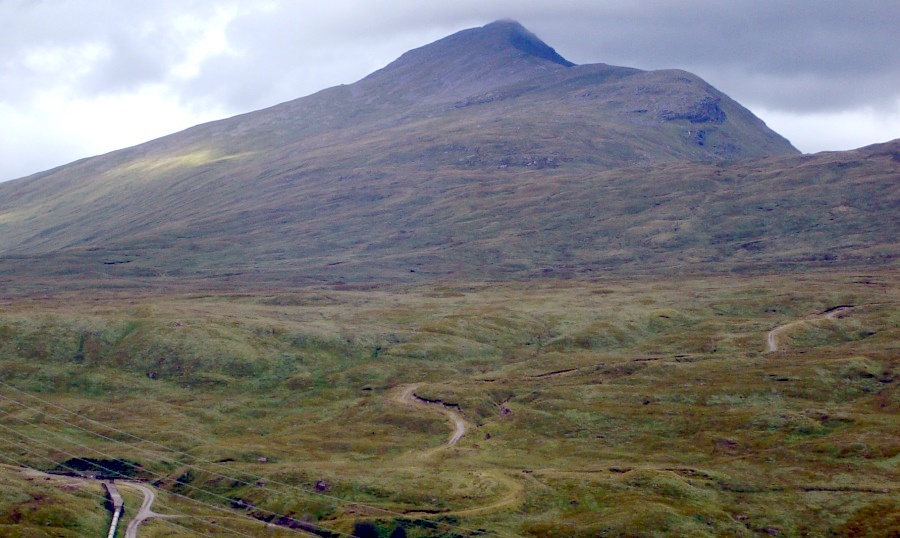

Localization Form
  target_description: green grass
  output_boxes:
[0,270,897,536]
[0,466,109,536]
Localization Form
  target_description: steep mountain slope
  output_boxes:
[2,20,891,289]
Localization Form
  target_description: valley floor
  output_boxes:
[0,269,897,536]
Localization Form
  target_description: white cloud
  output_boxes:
[170,5,240,80]
[0,85,227,181]
[22,42,105,77]
[755,103,900,154]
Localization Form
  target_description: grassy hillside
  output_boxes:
[0,140,894,293]
[0,466,110,537]
[1,271,896,536]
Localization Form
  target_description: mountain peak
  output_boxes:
[357,20,574,104]
[480,19,574,67]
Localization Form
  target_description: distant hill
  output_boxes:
[0,21,894,289]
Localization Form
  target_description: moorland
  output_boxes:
[0,20,897,538]
[1,270,897,536]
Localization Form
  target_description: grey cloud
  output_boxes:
[5,0,899,114]
[175,6,469,112]
[1,0,222,98]
[525,1,900,113]
[76,31,169,94]
[11,0,888,116]
[219,1,896,115]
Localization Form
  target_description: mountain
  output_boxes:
[0,20,893,290]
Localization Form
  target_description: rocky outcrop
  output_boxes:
[661,97,727,123]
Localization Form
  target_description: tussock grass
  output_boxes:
[0,270,897,535]
[0,465,108,536]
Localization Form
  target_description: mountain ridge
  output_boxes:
[1,21,893,291]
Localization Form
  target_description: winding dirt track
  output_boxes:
[394,384,468,446]
[121,482,162,538]
[384,385,526,520]
[767,306,854,352]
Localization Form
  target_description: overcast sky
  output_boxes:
[2,0,898,182]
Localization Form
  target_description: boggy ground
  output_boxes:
[0,269,896,537]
